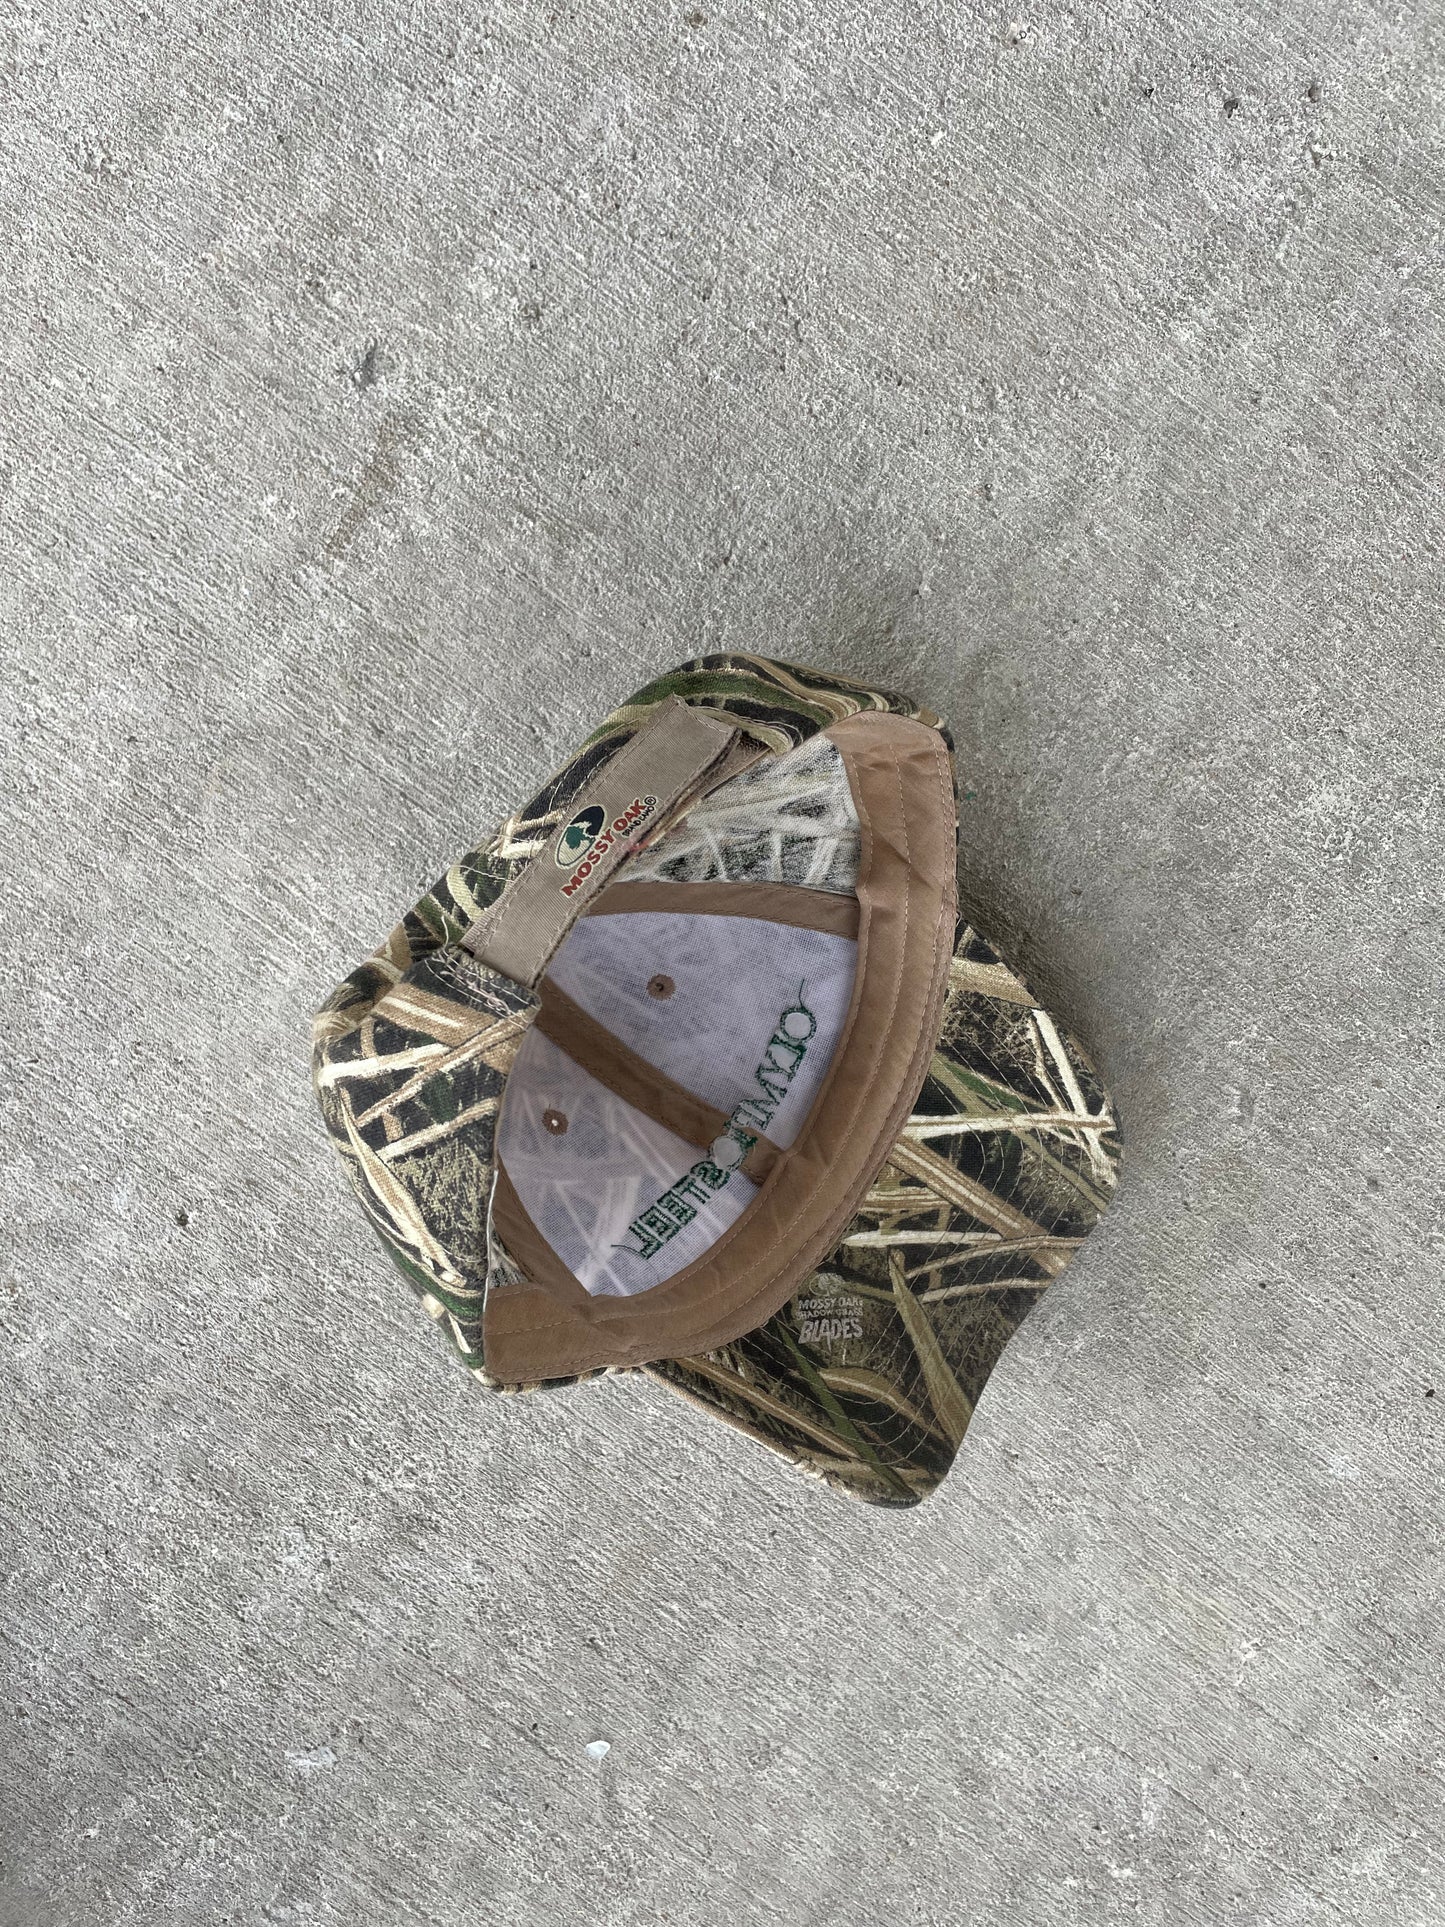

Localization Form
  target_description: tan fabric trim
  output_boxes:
[647,733,768,833]
[584,879,861,940]
[484,712,957,1380]
[462,698,743,989]
[490,1162,593,1308]
[533,977,783,1183]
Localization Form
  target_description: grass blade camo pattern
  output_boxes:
[645,917,1121,1506]
[314,946,537,1360]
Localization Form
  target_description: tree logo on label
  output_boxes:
[555,804,606,869]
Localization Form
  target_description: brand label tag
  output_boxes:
[462,698,744,989]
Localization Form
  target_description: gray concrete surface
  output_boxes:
[4,1,1444,1922]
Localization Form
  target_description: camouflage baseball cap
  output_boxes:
[312,654,1121,1507]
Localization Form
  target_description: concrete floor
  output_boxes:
[4,2,1444,1922]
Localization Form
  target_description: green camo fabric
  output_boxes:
[312,653,1122,1507]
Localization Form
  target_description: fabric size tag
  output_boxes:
[462,697,746,989]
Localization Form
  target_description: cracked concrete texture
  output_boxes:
[3,2,1443,1923]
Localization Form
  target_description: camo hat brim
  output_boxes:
[312,654,1121,1507]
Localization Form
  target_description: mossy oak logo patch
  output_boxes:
[622,989,817,1260]
[555,804,607,868]
[555,795,660,897]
